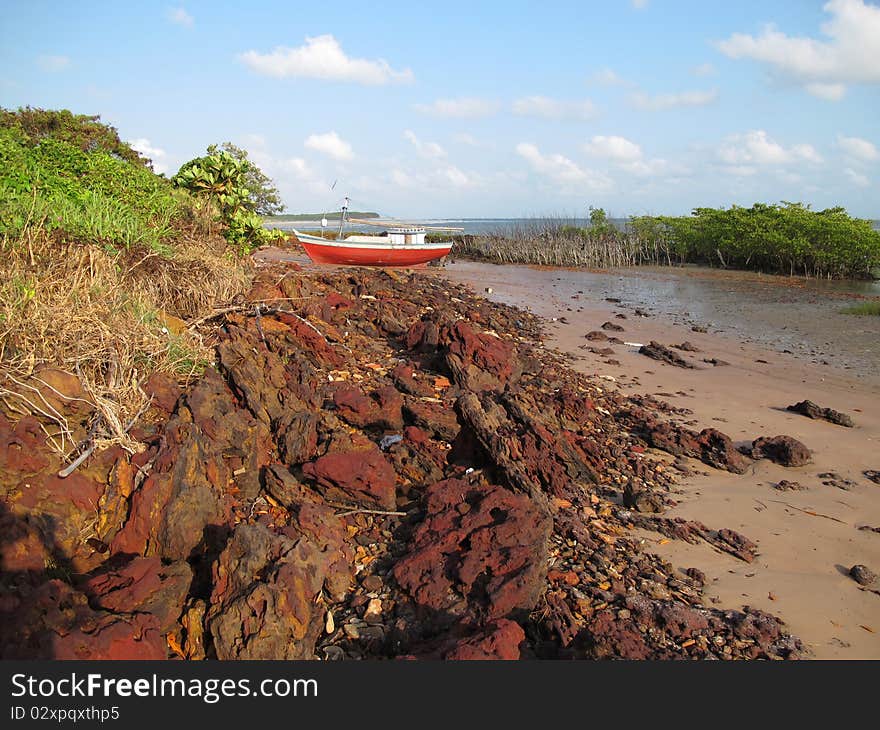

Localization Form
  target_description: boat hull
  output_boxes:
[294,232,452,267]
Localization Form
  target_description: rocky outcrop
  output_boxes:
[394,478,551,622]
[207,520,349,660]
[786,400,854,428]
[746,435,812,467]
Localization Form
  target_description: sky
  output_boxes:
[1,0,879,218]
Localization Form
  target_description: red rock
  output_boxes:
[208,522,345,659]
[332,385,404,432]
[442,320,521,392]
[301,447,397,510]
[275,313,343,367]
[0,580,166,660]
[84,556,192,633]
[142,372,181,416]
[443,620,525,660]
[748,435,812,467]
[394,478,551,621]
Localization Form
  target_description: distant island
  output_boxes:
[265,211,380,221]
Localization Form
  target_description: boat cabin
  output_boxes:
[386,226,426,245]
[343,225,428,246]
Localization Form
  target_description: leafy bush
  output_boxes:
[629,203,880,278]
[173,148,285,253]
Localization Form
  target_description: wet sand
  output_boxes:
[443,260,880,659]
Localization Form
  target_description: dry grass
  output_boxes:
[0,223,250,458]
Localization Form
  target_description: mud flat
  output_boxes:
[443,260,880,659]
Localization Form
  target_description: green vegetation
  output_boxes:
[173,146,285,253]
[453,204,880,279]
[630,203,880,279]
[0,108,250,446]
[841,301,880,316]
[204,142,283,215]
[0,109,188,253]
[267,211,379,222]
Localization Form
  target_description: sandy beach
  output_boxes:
[442,260,880,659]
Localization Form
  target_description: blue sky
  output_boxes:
[2,0,878,217]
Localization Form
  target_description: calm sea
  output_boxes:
[268,217,880,236]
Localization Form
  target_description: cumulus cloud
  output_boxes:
[717,130,823,166]
[129,138,167,174]
[837,134,879,161]
[583,135,642,162]
[512,96,598,120]
[389,164,475,191]
[453,132,479,146]
[805,82,847,100]
[280,157,313,178]
[36,55,70,72]
[414,97,497,118]
[403,130,446,159]
[515,142,611,191]
[844,167,870,186]
[167,7,193,27]
[590,68,629,86]
[630,89,718,110]
[238,35,413,85]
[304,131,353,161]
[693,62,716,77]
[716,0,880,100]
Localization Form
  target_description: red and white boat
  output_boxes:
[293,199,460,268]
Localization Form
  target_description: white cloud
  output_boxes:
[388,164,477,191]
[844,167,870,186]
[403,130,446,159]
[414,97,497,118]
[591,68,629,86]
[453,132,479,146]
[36,55,70,72]
[632,0,649,8]
[716,0,880,99]
[620,158,684,178]
[515,142,612,191]
[717,130,823,166]
[791,143,824,163]
[167,7,193,27]
[304,131,353,161]
[441,166,472,187]
[583,135,642,162]
[722,165,758,177]
[281,157,314,178]
[129,138,167,174]
[837,134,879,161]
[805,82,847,100]
[630,89,718,110]
[512,96,598,120]
[238,35,413,85]
[693,62,716,77]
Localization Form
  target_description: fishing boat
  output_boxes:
[293,198,461,267]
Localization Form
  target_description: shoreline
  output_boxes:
[440,259,880,658]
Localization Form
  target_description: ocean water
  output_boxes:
[269,217,880,236]
[267,217,620,235]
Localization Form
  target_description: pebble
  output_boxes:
[850,564,876,586]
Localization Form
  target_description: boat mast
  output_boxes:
[336,196,350,239]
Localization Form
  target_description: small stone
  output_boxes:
[850,565,875,586]
[325,610,335,635]
[364,598,383,621]
[361,575,383,592]
[343,623,360,640]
